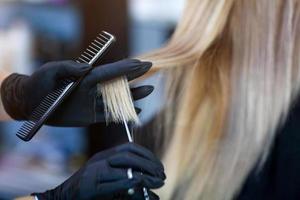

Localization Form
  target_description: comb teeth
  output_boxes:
[76,31,115,64]
[16,80,73,141]
[17,31,116,142]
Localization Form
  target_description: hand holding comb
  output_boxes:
[16,31,139,141]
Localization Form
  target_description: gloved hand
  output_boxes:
[1,59,153,126]
[32,143,165,200]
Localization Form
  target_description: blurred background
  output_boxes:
[0,0,184,199]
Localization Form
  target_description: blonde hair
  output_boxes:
[132,0,300,199]
[99,77,139,123]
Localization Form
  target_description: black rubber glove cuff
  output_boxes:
[1,73,29,120]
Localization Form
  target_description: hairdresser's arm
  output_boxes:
[0,70,13,120]
[0,59,153,126]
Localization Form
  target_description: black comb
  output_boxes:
[16,31,116,141]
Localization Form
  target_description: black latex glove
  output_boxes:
[33,143,165,200]
[130,189,160,200]
[1,59,153,126]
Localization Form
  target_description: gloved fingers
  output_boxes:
[97,171,163,195]
[115,143,164,169]
[135,107,142,114]
[84,59,152,88]
[131,85,154,100]
[96,178,142,197]
[108,152,166,180]
[127,62,152,81]
[130,189,160,200]
[87,141,153,165]
[132,172,165,189]
[88,143,160,167]
[50,60,90,79]
[97,167,127,182]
